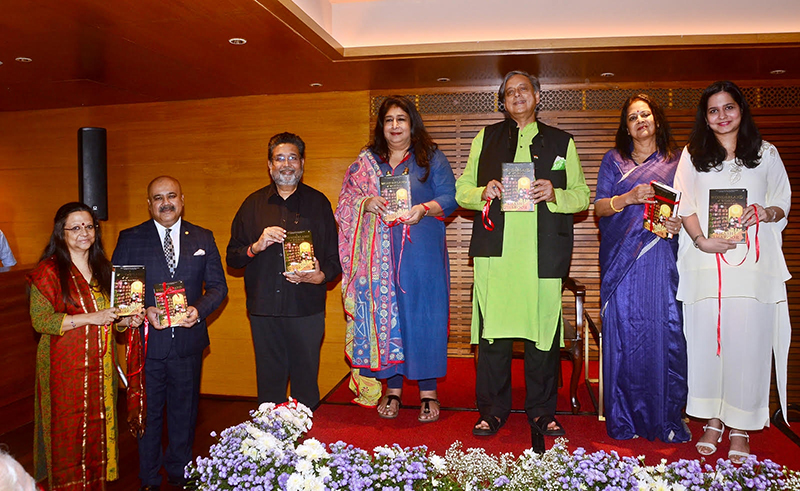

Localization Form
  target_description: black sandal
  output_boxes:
[472,415,502,436]
[377,394,401,419]
[532,414,565,436]
[418,398,440,423]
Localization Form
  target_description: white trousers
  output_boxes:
[683,297,786,431]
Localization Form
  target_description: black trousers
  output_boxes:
[138,342,203,486]
[249,312,325,409]
[475,317,561,426]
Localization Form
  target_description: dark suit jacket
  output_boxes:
[112,219,228,359]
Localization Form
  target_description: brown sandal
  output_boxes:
[418,398,440,423]
[377,394,401,419]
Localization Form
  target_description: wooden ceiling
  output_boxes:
[1,0,799,112]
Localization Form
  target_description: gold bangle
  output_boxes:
[609,196,623,213]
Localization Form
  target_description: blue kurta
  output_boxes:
[367,148,457,380]
[596,149,690,442]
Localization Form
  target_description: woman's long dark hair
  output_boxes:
[614,94,675,160]
[687,81,762,172]
[370,96,437,182]
[40,202,112,306]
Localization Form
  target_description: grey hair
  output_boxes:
[498,70,541,103]
[0,448,36,491]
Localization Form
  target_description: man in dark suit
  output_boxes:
[112,176,228,491]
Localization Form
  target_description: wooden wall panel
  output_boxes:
[0,267,38,434]
[0,91,371,398]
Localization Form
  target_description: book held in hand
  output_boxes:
[708,188,748,243]
[643,181,681,239]
[501,162,535,211]
[111,265,146,316]
[283,230,315,274]
[379,175,412,222]
[154,280,188,327]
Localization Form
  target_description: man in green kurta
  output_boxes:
[456,71,589,442]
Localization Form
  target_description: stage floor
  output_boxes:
[310,357,800,467]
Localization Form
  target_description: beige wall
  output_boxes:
[0,91,371,397]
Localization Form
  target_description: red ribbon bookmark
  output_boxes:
[714,205,760,356]
[482,199,495,231]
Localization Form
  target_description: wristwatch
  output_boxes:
[692,233,703,249]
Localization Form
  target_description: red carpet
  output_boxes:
[308,358,800,469]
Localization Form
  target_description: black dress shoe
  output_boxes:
[168,476,187,487]
[140,486,161,491]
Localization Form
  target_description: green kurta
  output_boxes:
[456,121,590,349]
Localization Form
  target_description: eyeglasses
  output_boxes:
[273,155,300,163]
[64,224,97,233]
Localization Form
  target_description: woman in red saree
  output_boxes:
[28,202,145,490]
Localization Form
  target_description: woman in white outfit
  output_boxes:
[674,80,791,464]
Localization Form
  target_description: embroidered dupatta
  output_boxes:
[336,150,405,404]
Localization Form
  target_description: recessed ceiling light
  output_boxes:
[229,38,247,45]
[600,72,614,78]
[309,82,322,87]
[770,69,786,75]
[0,61,3,66]
[437,77,450,83]
[15,57,32,63]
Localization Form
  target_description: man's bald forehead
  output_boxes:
[147,176,182,197]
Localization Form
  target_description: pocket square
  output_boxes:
[193,249,206,256]
[551,156,566,171]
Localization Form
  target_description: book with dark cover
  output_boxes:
[708,188,748,243]
[643,181,681,239]
[501,162,535,211]
[111,265,146,316]
[283,230,315,273]
[154,280,188,327]
[379,174,411,222]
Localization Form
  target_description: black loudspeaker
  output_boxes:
[78,127,108,220]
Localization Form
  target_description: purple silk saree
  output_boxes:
[597,149,690,442]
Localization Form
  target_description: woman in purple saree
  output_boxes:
[594,94,690,442]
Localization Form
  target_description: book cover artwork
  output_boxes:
[283,230,315,273]
[379,175,412,222]
[154,280,188,327]
[643,181,681,239]
[111,265,146,316]
[708,188,748,243]
[501,162,535,211]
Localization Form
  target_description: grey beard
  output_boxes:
[272,170,302,186]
